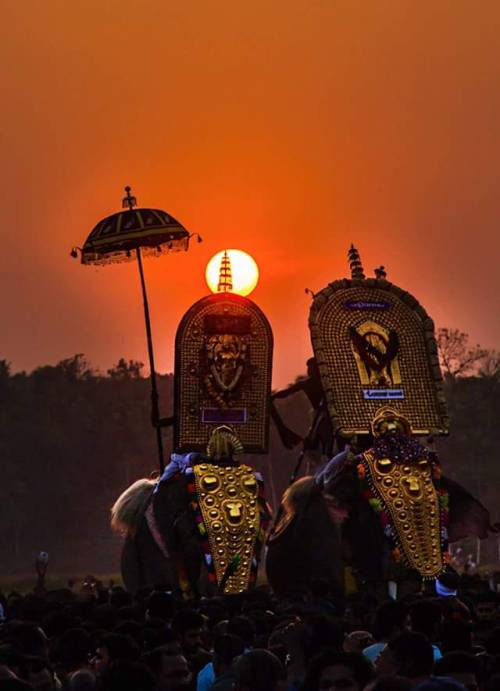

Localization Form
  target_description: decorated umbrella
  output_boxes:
[71,186,201,471]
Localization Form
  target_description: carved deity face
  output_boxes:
[206,334,247,392]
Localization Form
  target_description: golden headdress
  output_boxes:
[206,425,244,460]
[370,406,412,438]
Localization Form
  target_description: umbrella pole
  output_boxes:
[136,247,165,473]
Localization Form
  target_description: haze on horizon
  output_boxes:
[1,0,499,388]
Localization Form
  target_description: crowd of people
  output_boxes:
[0,572,500,691]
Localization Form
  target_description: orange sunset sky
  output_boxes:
[1,1,499,388]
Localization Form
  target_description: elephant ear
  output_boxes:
[268,476,319,543]
[267,509,296,542]
[442,476,493,541]
[111,478,156,535]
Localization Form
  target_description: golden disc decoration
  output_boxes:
[194,463,262,593]
[361,450,443,578]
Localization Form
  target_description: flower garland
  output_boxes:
[433,463,451,565]
[372,432,434,464]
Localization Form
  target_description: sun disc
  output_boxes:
[205,249,259,297]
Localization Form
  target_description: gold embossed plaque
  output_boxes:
[194,463,261,593]
[309,279,449,436]
[362,451,443,578]
[175,293,273,452]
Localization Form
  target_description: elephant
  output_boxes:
[112,428,271,597]
[266,410,495,598]
[265,476,346,597]
[111,477,177,595]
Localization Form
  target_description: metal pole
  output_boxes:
[136,247,165,472]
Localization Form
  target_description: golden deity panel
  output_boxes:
[309,280,449,436]
[175,294,273,453]
[350,320,402,386]
[363,451,443,578]
[194,463,261,593]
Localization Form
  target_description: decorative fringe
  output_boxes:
[206,426,244,460]
[81,239,190,266]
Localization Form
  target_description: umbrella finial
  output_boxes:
[122,186,137,210]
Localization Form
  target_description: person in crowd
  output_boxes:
[301,650,373,691]
[364,676,413,691]
[233,649,285,691]
[171,611,211,676]
[408,601,443,662]
[376,632,434,686]
[24,657,58,691]
[146,592,175,626]
[210,634,246,691]
[143,648,192,691]
[3,571,500,691]
[67,669,97,691]
[363,602,408,664]
[343,631,375,655]
[97,660,156,691]
[434,652,482,691]
[52,628,92,684]
[90,633,140,675]
[412,679,469,690]
[439,620,473,655]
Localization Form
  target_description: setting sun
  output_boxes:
[205,249,259,297]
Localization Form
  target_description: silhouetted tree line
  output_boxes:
[0,329,499,576]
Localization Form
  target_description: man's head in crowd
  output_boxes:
[226,616,256,649]
[473,593,500,622]
[97,660,155,691]
[0,664,17,680]
[172,611,206,654]
[300,614,345,662]
[302,650,373,691]
[377,632,434,683]
[233,649,285,691]
[3,622,49,659]
[364,676,412,691]
[212,633,245,678]
[26,658,57,691]
[409,600,443,642]
[440,620,473,654]
[67,669,97,691]
[343,630,375,654]
[144,648,191,691]
[91,633,139,674]
[146,591,175,624]
[434,652,481,691]
[371,602,407,642]
[53,628,91,677]
[412,678,471,690]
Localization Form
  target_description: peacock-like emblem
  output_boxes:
[349,325,400,387]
